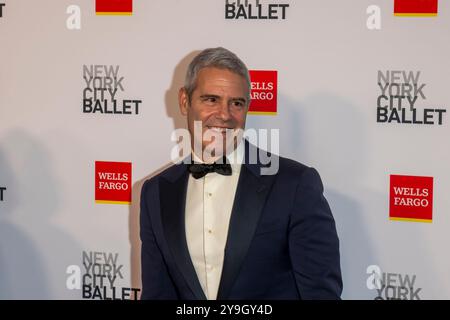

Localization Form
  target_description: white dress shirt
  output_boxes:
[185,146,244,300]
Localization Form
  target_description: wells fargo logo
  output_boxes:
[95,161,132,205]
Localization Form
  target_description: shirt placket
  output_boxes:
[203,174,216,299]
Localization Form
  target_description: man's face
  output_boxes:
[179,67,249,160]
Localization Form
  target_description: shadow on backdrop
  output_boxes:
[129,51,200,296]
[248,92,379,299]
[0,130,82,299]
[165,50,201,132]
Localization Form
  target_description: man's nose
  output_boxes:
[217,101,232,121]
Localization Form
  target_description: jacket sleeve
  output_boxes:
[140,179,179,299]
[288,167,343,299]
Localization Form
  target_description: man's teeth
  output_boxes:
[209,127,230,133]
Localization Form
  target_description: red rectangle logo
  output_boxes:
[96,0,133,15]
[389,174,433,222]
[394,0,438,16]
[249,70,277,115]
[95,161,132,204]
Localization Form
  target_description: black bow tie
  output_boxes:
[188,158,232,179]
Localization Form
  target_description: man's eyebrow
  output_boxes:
[230,97,247,103]
[199,95,247,104]
[199,94,220,99]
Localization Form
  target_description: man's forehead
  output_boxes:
[195,86,248,100]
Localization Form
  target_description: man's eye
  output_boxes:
[232,101,244,107]
[202,97,217,104]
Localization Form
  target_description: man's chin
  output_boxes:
[201,141,235,160]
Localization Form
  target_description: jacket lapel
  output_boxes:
[159,163,207,300]
[217,144,277,300]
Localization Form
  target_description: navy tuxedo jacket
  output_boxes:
[140,143,342,300]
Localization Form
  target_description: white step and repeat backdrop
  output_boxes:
[1,0,449,300]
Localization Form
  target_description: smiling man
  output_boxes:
[140,47,342,300]
[179,65,248,164]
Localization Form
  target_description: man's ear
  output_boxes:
[179,87,189,116]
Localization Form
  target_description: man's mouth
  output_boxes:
[206,126,233,134]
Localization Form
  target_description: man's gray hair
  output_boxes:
[184,47,251,104]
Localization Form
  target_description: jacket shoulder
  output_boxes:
[278,156,309,174]
[141,162,186,194]
[278,156,325,192]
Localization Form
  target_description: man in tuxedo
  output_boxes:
[140,47,342,300]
